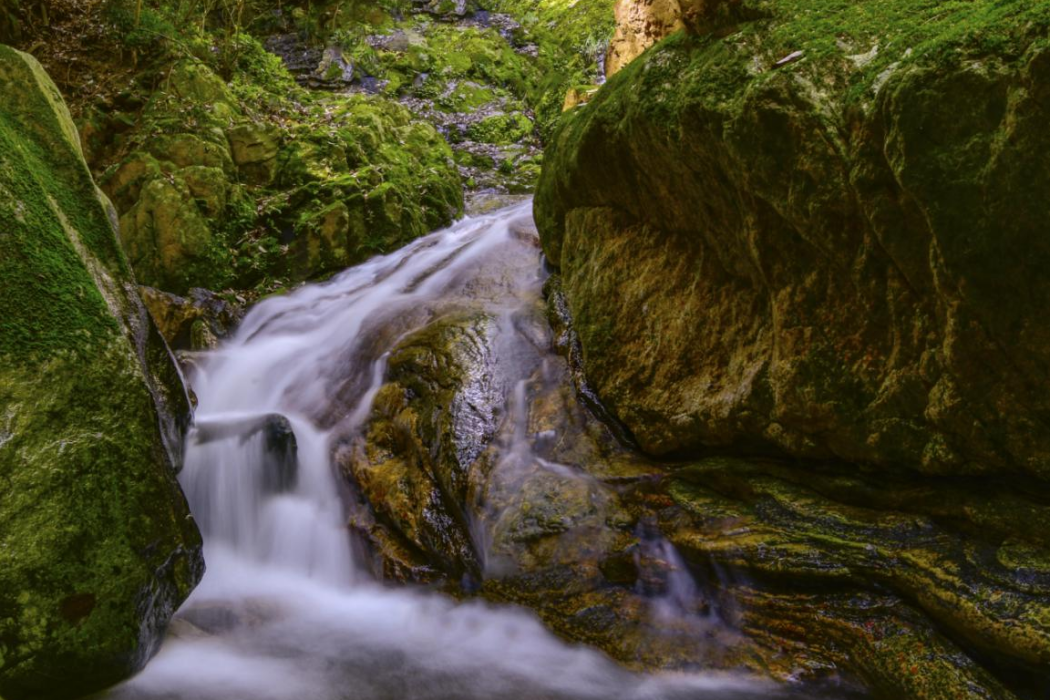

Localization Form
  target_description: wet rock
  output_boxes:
[0,45,202,700]
[662,457,1050,698]
[140,286,243,351]
[341,292,753,670]
[261,415,298,494]
[340,314,500,581]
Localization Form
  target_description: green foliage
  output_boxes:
[101,0,181,51]
[481,0,617,138]
[466,111,534,144]
[0,0,24,43]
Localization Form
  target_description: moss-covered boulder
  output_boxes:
[226,122,281,186]
[118,173,228,293]
[536,1,1050,480]
[0,45,203,699]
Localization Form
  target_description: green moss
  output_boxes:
[0,47,125,361]
[466,111,535,144]
[0,346,202,698]
[0,46,202,699]
[583,0,1050,127]
[482,0,618,137]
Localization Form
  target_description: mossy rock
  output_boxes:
[226,122,282,186]
[465,111,535,145]
[100,151,164,214]
[118,173,229,294]
[147,132,235,176]
[0,45,202,700]
[536,2,1050,480]
[164,60,240,123]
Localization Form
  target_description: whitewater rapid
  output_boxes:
[98,201,790,700]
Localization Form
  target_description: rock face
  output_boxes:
[605,0,685,77]
[0,45,203,699]
[534,2,1050,696]
[537,2,1050,481]
[604,0,750,77]
[330,214,760,671]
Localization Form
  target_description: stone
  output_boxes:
[118,174,222,294]
[139,286,243,351]
[0,45,202,700]
[261,415,298,494]
[147,132,235,175]
[662,457,1050,698]
[562,86,599,111]
[605,0,685,77]
[533,5,1050,695]
[180,165,230,218]
[165,60,240,122]
[101,151,163,214]
[226,123,282,186]
[313,46,354,88]
[536,5,1050,482]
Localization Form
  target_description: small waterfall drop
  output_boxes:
[99,201,793,700]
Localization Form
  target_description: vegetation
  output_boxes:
[483,0,617,136]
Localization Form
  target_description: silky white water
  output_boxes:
[100,201,793,700]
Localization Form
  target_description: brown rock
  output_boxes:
[605,0,685,77]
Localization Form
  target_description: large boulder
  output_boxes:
[536,2,1050,481]
[0,45,203,699]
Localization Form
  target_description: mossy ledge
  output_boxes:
[0,45,203,699]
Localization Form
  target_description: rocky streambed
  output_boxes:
[95,201,822,700]
[100,198,1049,700]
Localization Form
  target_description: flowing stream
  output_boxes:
[100,201,799,700]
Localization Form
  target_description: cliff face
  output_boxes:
[0,46,203,699]
[537,1,1050,480]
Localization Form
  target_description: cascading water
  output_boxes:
[98,201,800,700]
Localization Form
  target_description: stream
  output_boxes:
[97,201,809,700]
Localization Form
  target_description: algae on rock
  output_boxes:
[0,44,203,700]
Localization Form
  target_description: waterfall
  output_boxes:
[99,202,789,700]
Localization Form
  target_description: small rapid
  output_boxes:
[99,201,792,700]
